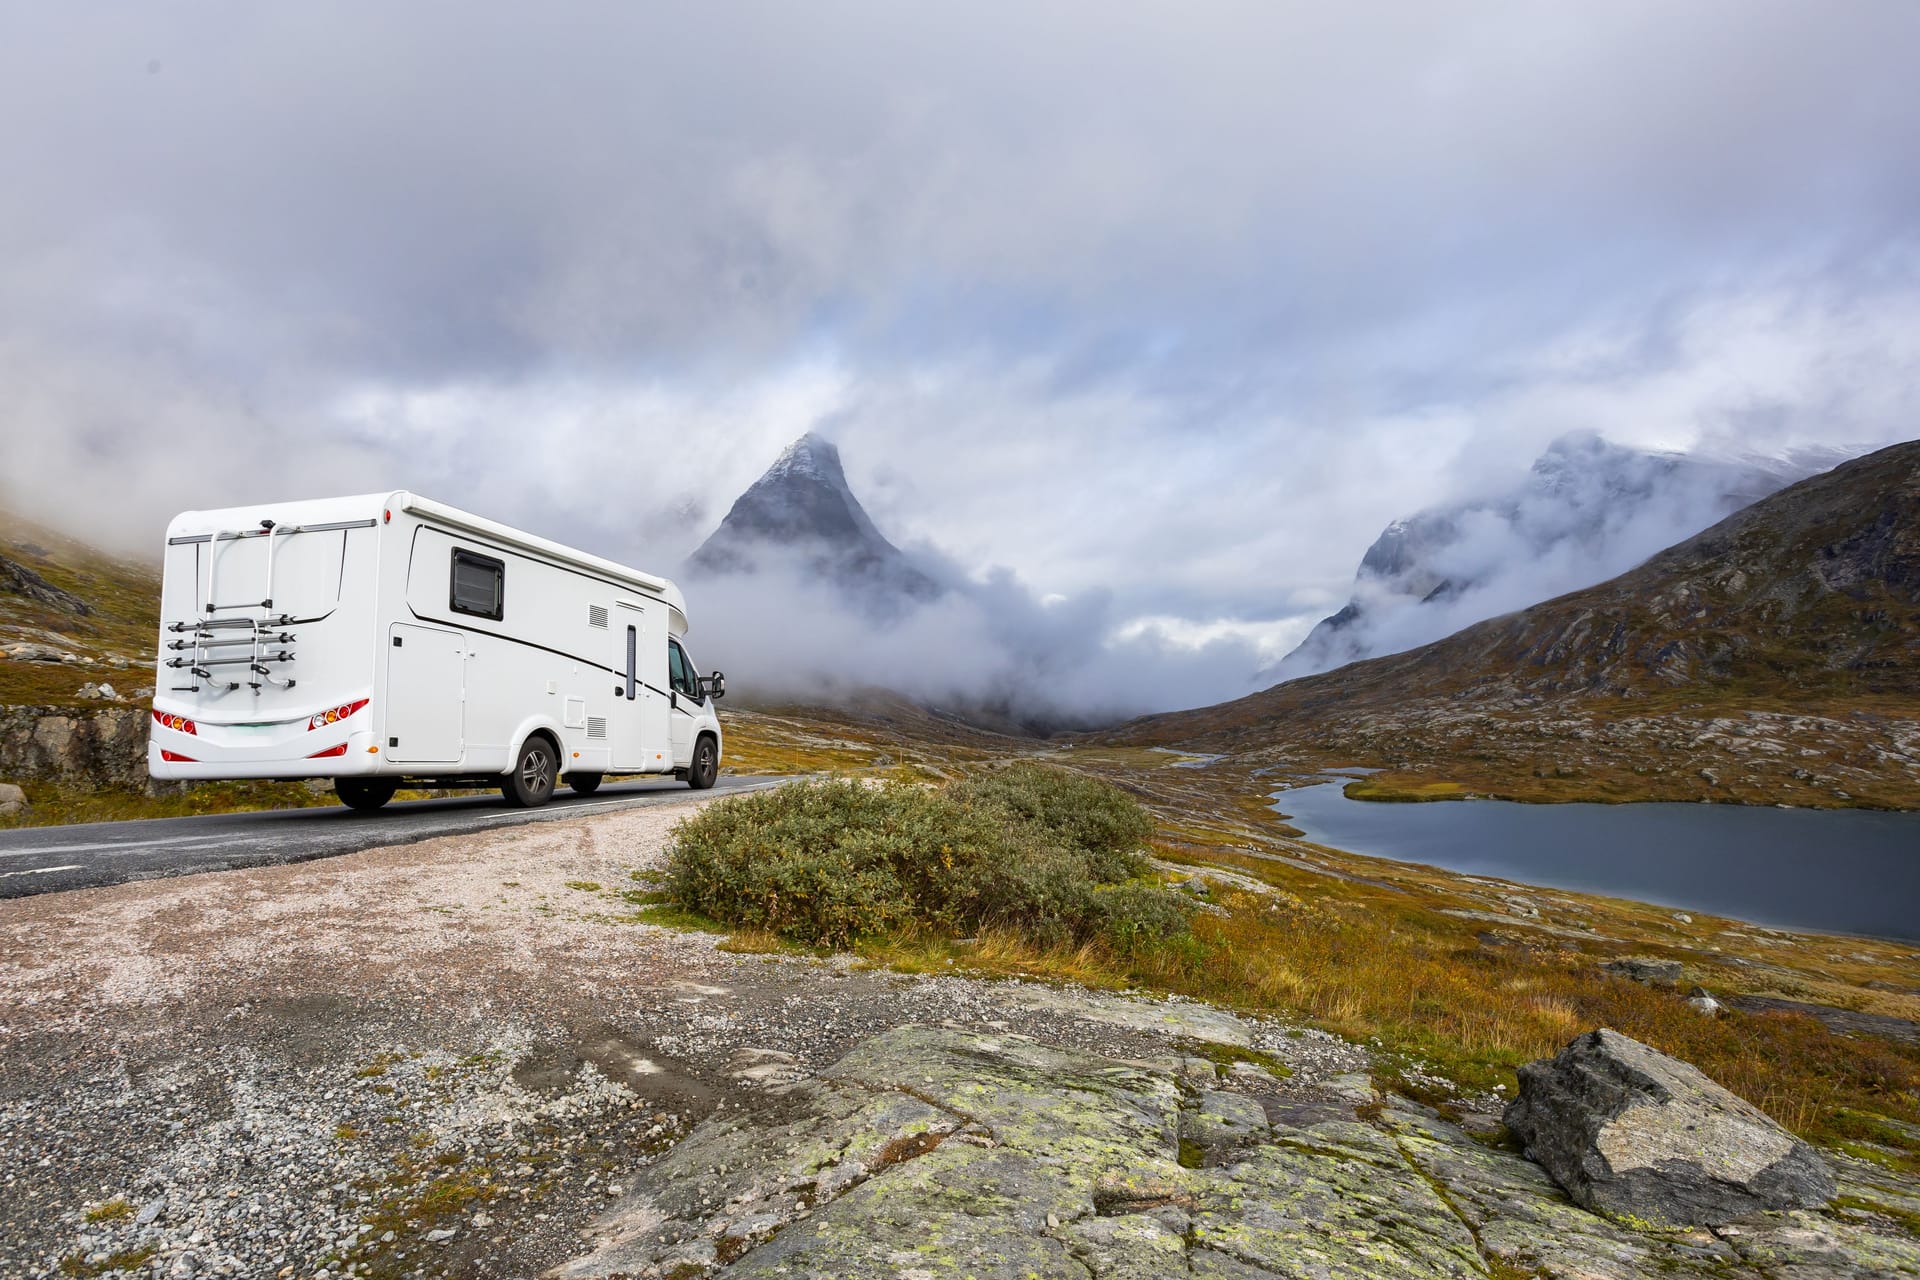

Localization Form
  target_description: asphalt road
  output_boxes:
[0,775,784,899]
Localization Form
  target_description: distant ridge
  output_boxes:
[1100,439,1920,807]
[1266,433,1845,683]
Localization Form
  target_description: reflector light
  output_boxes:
[307,698,370,731]
[159,749,197,763]
[152,710,197,735]
[308,743,349,758]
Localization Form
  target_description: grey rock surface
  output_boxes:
[1505,1028,1837,1229]
[0,706,157,792]
[1604,956,1685,986]
[0,781,26,816]
[557,1025,1913,1279]
[0,555,92,616]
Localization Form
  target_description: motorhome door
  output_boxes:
[385,622,465,762]
[609,602,669,772]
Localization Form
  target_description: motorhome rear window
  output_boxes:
[449,548,504,620]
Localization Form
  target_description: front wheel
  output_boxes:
[687,736,718,790]
[502,737,558,807]
[568,772,603,796]
[335,777,398,812]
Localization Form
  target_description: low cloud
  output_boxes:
[2,6,1916,720]
[683,542,1274,730]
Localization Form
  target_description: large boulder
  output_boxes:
[0,706,157,791]
[1504,1028,1835,1229]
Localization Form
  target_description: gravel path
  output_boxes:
[0,794,1361,1280]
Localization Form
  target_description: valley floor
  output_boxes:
[0,790,1912,1280]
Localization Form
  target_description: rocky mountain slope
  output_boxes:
[1105,439,1920,807]
[1270,433,1846,682]
[686,432,941,613]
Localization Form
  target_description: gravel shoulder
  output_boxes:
[0,793,1361,1280]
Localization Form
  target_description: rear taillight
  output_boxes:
[307,699,370,731]
[153,711,197,735]
[307,743,349,758]
[159,749,198,763]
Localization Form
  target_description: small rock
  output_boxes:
[1684,987,1723,1016]
[169,1253,198,1279]
[0,782,27,817]
[135,1198,164,1225]
[1671,913,1693,925]
[1601,956,1683,987]
[1504,1028,1834,1228]
[5,643,66,663]
[425,1227,456,1243]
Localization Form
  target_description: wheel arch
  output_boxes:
[502,717,568,776]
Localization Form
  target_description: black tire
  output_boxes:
[502,736,559,807]
[335,777,398,812]
[568,772,604,796]
[687,735,718,790]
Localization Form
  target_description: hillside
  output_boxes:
[0,508,159,707]
[1268,432,1837,681]
[1103,439,1920,807]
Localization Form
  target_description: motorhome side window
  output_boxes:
[449,548,504,620]
[668,640,696,697]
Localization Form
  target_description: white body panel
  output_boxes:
[148,492,723,785]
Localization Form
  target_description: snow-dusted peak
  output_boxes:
[685,433,941,611]
[763,431,845,486]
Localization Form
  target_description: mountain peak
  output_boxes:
[685,433,940,609]
[764,431,844,484]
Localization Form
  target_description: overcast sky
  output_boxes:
[4,2,1918,678]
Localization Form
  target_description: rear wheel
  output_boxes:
[687,735,718,790]
[335,777,397,812]
[503,737,558,807]
[568,772,603,796]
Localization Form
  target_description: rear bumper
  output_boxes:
[148,727,387,780]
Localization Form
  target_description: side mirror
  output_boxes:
[703,671,726,701]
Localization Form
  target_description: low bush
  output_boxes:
[665,765,1184,952]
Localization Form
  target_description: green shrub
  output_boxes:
[665,766,1185,952]
[951,761,1155,882]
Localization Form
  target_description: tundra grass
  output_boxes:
[0,779,335,827]
[658,749,1920,1160]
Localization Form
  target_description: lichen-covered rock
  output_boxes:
[1177,1090,1269,1168]
[1504,1028,1836,1228]
[1602,956,1684,986]
[555,1024,1915,1280]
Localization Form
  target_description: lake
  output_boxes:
[1272,782,1920,942]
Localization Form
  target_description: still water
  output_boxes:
[1272,782,1920,942]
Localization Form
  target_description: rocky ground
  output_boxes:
[2,793,1916,1279]
[0,796,1362,1280]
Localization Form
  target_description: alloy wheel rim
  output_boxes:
[523,748,552,793]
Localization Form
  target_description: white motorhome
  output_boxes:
[148,493,726,810]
